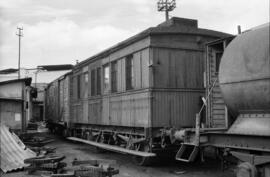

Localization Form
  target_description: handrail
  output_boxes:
[194,78,219,146]
[198,78,218,116]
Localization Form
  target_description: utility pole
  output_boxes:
[157,0,176,21]
[16,27,23,79]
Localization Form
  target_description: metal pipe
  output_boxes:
[237,25,241,34]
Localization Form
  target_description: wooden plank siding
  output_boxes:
[152,90,204,128]
[87,91,150,127]
[150,46,205,128]
[205,38,234,128]
[70,46,151,127]
[64,17,232,132]
[152,48,204,88]
[45,73,72,124]
[58,76,70,122]
[206,46,226,128]
[45,80,59,122]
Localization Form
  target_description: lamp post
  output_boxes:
[16,27,23,79]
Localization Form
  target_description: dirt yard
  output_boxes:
[2,135,235,177]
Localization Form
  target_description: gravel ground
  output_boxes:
[2,135,235,177]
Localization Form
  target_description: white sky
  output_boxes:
[0,0,269,69]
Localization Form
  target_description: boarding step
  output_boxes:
[175,143,199,162]
[67,137,156,157]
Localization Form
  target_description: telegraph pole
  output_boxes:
[157,0,176,21]
[16,27,23,79]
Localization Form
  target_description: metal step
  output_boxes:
[67,137,156,157]
[175,143,199,162]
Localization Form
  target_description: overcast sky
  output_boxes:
[0,0,269,69]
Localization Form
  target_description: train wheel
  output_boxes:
[132,143,153,166]
[236,162,257,177]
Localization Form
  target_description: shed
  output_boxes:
[0,78,32,132]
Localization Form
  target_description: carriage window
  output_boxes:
[84,72,88,83]
[111,61,118,93]
[103,65,110,94]
[97,67,101,95]
[77,75,81,99]
[83,72,88,98]
[91,69,96,96]
[126,55,134,90]
[215,52,223,73]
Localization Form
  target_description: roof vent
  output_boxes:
[158,17,198,29]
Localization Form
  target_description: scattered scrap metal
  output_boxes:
[29,146,56,156]
[46,158,119,177]
[21,135,55,147]
[24,155,66,174]
[72,158,119,177]
[1,125,119,176]
[20,132,64,174]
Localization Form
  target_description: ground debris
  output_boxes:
[24,155,66,174]
[46,158,119,177]
[173,169,186,175]
[21,135,55,147]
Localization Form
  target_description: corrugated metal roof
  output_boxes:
[0,125,36,173]
[0,77,32,86]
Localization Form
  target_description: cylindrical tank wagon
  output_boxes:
[219,24,270,115]
[220,23,270,177]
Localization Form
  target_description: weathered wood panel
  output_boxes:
[106,37,150,63]
[85,91,150,127]
[59,77,68,122]
[46,73,71,123]
[152,90,204,128]
[46,80,59,122]
[205,39,234,128]
[0,101,22,130]
[151,34,217,51]
[152,48,204,89]
[0,82,23,99]
[141,49,150,88]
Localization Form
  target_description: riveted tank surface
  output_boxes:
[219,23,270,115]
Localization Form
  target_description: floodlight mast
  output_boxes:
[16,27,23,79]
[157,0,176,21]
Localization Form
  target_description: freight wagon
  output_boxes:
[45,17,231,165]
[45,72,72,133]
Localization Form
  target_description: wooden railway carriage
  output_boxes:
[45,72,72,132]
[46,17,231,165]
